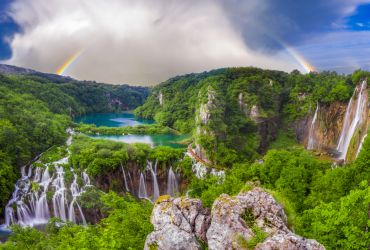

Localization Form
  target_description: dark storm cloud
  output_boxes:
[221,0,369,51]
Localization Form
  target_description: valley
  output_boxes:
[0,66,369,249]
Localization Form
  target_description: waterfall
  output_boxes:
[336,80,368,161]
[307,102,319,150]
[3,130,91,227]
[138,172,148,199]
[147,161,159,202]
[356,134,367,157]
[68,173,87,225]
[167,167,179,197]
[34,167,51,223]
[52,166,68,221]
[121,164,130,192]
[128,171,134,194]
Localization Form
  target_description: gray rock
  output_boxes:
[206,187,324,250]
[144,196,210,250]
[145,187,325,250]
[255,233,325,250]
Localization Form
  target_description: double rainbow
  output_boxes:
[55,42,315,76]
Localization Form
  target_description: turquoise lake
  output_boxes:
[74,113,154,127]
[75,113,187,148]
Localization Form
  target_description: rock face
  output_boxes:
[145,187,325,250]
[158,91,164,106]
[297,101,347,152]
[198,87,217,125]
[144,196,210,250]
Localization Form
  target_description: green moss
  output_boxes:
[247,226,268,249]
[241,208,256,228]
[345,127,363,162]
[266,189,297,229]
[149,242,158,250]
[31,182,40,192]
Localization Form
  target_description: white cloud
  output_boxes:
[3,0,299,85]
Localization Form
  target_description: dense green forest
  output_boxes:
[0,68,369,249]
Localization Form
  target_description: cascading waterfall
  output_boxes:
[3,130,91,227]
[186,151,225,179]
[147,161,160,202]
[307,102,319,150]
[356,134,367,157]
[68,173,87,225]
[167,167,179,197]
[336,80,368,161]
[52,166,67,221]
[121,165,130,192]
[133,160,182,202]
[138,172,148,199]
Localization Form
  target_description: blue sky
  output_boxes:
[0,0,369,85]
[0,0,19,60]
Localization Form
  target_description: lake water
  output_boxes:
[90,134,188,148]
[75,113,187,148]
[0,226,11,242]
[74,113,154,127]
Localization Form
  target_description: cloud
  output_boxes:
[296,30,370,73]
[221,0,370,51]
[2,0,300,85]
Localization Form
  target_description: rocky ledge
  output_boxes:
[144,187,324,250]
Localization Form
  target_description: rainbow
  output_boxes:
[284,45,316,73]
[56,49,84,75]
[264,31,316,73]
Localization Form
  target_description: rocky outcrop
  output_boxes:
[145,187,325,250]
[198,87,217,125]
[144,196,210,250]
[299,101,347,153]
[158,91,164,106]
[255,233,324,250]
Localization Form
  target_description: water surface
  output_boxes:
[90,134,188,148]
[74,113,154,127]
[76,113,187,148]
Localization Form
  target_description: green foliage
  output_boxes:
[69,135,187,176]
[351,69,370,84]
[39,146,68,164]
[241,208,255,227]
[296,182,370,250]
[0,154,17,211]
[75,123,178,135]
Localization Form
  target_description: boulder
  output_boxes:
[144,195,210,250]
[255,233,325,250]
[206,187,324,250]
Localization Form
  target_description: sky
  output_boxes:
[0,0,369,85]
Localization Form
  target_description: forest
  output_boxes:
[0,68,369,249]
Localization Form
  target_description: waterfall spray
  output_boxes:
[167,167,179,197]
[307,103,319,150]
[147,161,160,202]
[336,80,368,161]
[3,130,91,227]
[138,172,148,199]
